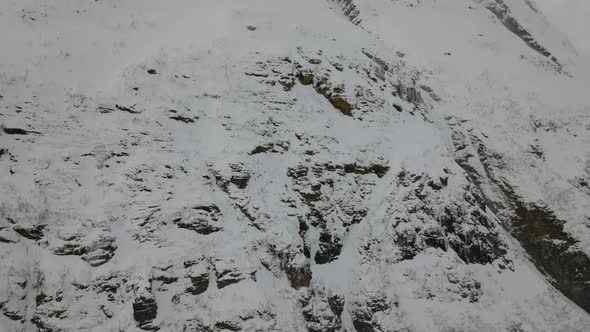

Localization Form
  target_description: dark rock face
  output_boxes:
[93,274,124,301]
[115,104,141,114]
[215,320,242,331]
[131,280,159,330]
[244,51,429,121]
[282,252,312,289]
[31,290,68,331]
[314,232,343,264]
[187,273,209,296]
[288,160,388,264]
[300,287,343,332]
[511,203,590,313]
[133,299,158,330]
[213,163,251,192]
[327,294,344,318]
[173,205,223,235]
[53,234,117,267]
[330,0,362,25]
[213,259,256,289]
[3,127,30,135]
[350,290,390,332]
[296,70,355,117]
[13,224,45,240]
[169,115,196,123]
[249,140,289,155]
[185,260,210,295]
[388,169,507,265]
[81,236,117,267]
[342,163,389,178]
[449,120,590,313]
[437,205,506,265]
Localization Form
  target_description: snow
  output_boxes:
[0,0,589,331]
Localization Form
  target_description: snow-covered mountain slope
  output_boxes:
[534,0,590,54]
[0,0,588,331]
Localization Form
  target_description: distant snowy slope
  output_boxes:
[534,0,590,54]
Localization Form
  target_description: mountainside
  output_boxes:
[0,1,589,331]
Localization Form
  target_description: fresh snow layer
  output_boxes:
[0,0,589,331]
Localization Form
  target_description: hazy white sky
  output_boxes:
[534,0,590,54]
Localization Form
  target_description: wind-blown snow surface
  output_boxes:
[0,0,589,331]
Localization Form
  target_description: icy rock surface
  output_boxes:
[1,0,589,331]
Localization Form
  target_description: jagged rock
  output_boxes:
[512,203,590,312]
[173,205,223,235]
[183,318,213,332]
[330,0,362,25]
[153,266,179,287]
[328,294,344,318]
[97,104,115,113]
[438,206,506,264]
[283,252,312,289]
[32,304,67,332]
[185,260,210,295]
[213,162,251,192]
[485,0,560,66]
[288,160,387,263]
[215,320,242,331]
[236,309,277,331]
[2,127,41,135]
[13,224,45,240]
[350,290,391,332]
[53,233,117,266]
[314,232,343,264]
[169,114,196,123]
[115,104,141,114]
[328,94,353,116]
[1,305,23,321]
[342,163,389,178]
[390,170,507,265]
[300,287,343,332]
[296,69,355,117]
[93,274,125,301]
[130,278,159,330]
[81,236,117,266]
[213,259,256,289]
[249,141,289,155]
[297,70,314,85]
[52,240,86,256]
[449,123,590,311]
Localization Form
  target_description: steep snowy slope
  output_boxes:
[0,0,588,331]
[534,0,590,55]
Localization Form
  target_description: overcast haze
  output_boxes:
[534,0,590,54]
